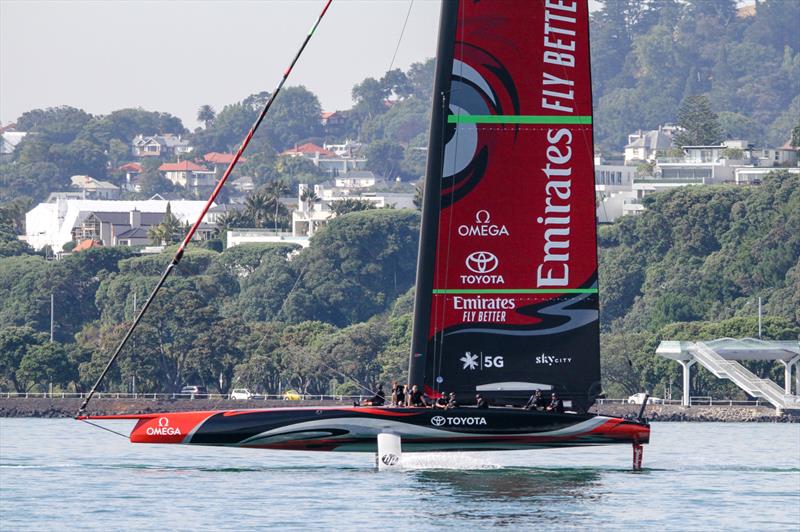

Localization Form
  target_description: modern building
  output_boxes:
[334,170,381,189]
[292,182,415,238]
[595,135,800,222]
[22,199,213,252]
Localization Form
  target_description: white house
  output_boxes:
[291,183,415,238]
[159,161,216,191]
[624,126,675,164]
[280,142,367,175]
[70,175,120,200]
[23,199,213,252]
[334,170,381,189]
[132,134,192,158]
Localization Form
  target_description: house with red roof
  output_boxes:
[280,143,337,158]
[159,160,216,191]
[203,152,247,165]
[280,142,366,175]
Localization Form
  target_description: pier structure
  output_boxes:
[656,338,800,414]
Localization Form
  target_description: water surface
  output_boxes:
[1,420,798,530]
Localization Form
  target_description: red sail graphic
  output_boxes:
[410,0,600,412]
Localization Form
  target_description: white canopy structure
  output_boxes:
[656,338,800,413]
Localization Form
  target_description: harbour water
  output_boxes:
[1,419,798,530]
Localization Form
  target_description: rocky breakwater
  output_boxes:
[593,403,798,423]
[0,397,351,418]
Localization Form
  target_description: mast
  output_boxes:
[408,0,459,390]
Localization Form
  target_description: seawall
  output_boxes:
[0,397,796,422]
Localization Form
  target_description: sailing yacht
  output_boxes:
[83,0,650,468]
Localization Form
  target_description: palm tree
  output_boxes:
[245,193,270,228]
[300,187,319,211]
[197,105,216,129]
[264,179,290,232]
[148,203,183,245]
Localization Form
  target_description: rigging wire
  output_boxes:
[387,0,415,72]
[76,0,334,418]
[78,418,130,439]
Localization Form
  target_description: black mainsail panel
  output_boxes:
[410,0,600,412]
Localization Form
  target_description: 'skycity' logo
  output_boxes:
[535,354,573,366]
[457,210,510,237]
[461,251,504,284]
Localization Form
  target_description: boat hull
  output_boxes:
[86,406,650,453]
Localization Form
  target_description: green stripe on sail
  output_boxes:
[448,115,592,124]
[432,288,598,294]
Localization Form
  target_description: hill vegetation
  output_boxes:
[0,172,797,399]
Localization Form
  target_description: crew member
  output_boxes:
[475,393,488,409]
[407,384,425,407]
[360,384,385,406]
[446,392,459,410]
[524,390,540,410]
[546,392,564,414]
[391,382,404,406]
[434,392,448,409]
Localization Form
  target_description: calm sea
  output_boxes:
[0,419,798,531]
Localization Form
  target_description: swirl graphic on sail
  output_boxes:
[441,45,519,207]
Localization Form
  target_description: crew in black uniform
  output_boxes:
[434,393,448,409]
[446,392,459,409]
[475,393,489,409]
[525,390,546,411]
[408,384,425,407]
[546,392,564,414]
[392,382,406,406]
[359,384,385,406]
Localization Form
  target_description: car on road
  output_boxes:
[283,390,302,401]
[180,385,207,399]
[230,388,252,400]
[627,393,663,405]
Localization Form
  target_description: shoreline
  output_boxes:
[0,397,796,422]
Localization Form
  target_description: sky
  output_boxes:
[0,0,442,129]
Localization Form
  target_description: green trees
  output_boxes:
[193,87,322,154]
[673,95,722,147]
[0,326,47,392]
[147,203,183,245]
[197,105,216,129]
[2,106,186,202]
[589,1,799,150]
[285,209,420,327]
[329,198,376,216]
[365,140,405,178]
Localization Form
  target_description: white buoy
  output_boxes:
[376,433,402,470]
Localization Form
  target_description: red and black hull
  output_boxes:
[86,406,649,453]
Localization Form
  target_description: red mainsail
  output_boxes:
[410,0,600,412]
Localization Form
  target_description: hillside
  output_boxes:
[1,174,798,400]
